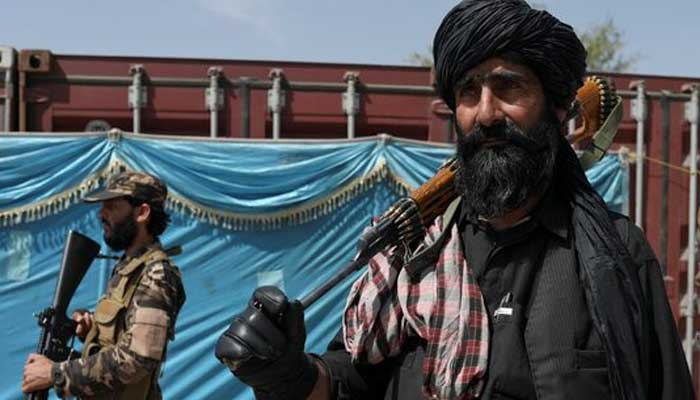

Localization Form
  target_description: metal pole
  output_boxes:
[2,46,15,131]
[24,72,697,102]
[267,68,286,140]
[660,94,670,275]
[630,81,648,228]
[342,72,360,139]
[347,109,355,139]
[684,84,700,367]
[239,77,251,138]
[3,69,11,132]
[128,65,146,134]
[18,70,26,132]
[272,102,281,139]
[206,67,223,138]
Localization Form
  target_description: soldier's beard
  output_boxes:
[104,214,138,252]
[455,116,561,220]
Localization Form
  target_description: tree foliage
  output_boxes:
[405,46,433,67]
[405,15,641,73]
[579,17,639,72]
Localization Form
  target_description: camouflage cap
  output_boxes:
[84,171,167,206]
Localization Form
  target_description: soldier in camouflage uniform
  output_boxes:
[22,172,186,399]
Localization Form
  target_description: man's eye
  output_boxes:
[491,79,529,103]
[494,79,520,92]
[458,84,479,98]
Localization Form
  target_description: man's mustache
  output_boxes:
[461,121,547,154]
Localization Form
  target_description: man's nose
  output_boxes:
[475,86,505,127]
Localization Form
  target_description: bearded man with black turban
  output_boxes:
[215,1,694,399]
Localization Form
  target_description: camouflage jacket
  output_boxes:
[52,242,186,399]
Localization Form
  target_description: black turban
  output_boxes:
[433,0,586,111]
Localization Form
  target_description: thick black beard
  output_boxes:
[104,214,138,252]
[455,117,561,220]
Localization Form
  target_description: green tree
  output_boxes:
[406,15,640,73]
[405,46,433,67]
[579,17,639,72]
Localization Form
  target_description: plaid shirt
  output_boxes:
[343,209,489,399]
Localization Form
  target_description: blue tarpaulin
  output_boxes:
[0,132,628,399]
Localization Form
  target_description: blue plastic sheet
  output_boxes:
[0,132,627,399]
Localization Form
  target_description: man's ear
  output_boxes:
[135,203,152,225]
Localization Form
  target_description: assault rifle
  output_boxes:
[26,230,100,400]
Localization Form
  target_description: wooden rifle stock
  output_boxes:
[300,159,458,308]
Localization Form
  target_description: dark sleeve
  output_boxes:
[318,330,396,400]
[624,222,695,399]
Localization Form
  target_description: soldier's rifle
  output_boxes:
[26,230,100,400]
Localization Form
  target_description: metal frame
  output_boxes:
[342,72,360,139]
[0,46,15,132]
[630,81,648,228]
[128,65,146,134]
[683,84,700,368]
[206,67,224,138]
[267,68,286,140]
[26,72,436,141]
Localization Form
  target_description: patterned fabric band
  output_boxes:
[343,215,489,399]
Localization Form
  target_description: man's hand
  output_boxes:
[215,286,318,399]
[22,353,54,394]
[72,309,93,339]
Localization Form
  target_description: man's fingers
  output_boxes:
[22,365,33,393]
[21,379,39,394]
[72,309,92,322]
[21,355,53,393]
[72,310,86,321]
[75,314,93,336]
